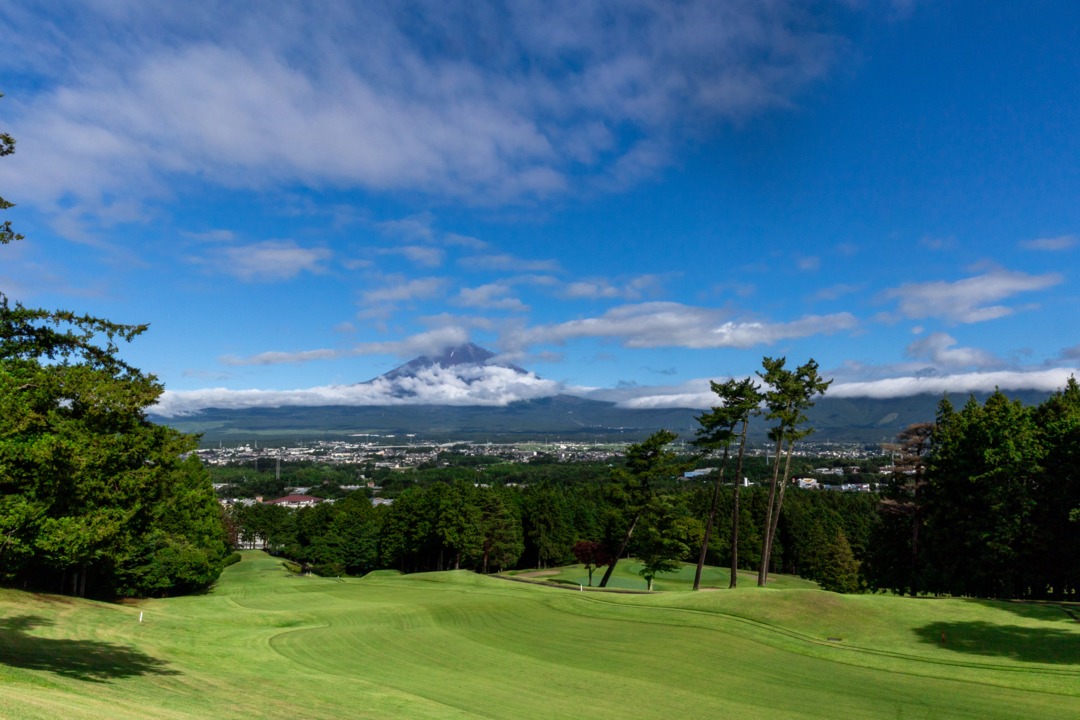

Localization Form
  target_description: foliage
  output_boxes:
[692,376,761,589]
[869,383,1080,599]
[379,482,523,574]
[597,430,681,587]
[572,539,612,586]
[757,356,831,586]
[631,496,696,591]
[0,98,226,598]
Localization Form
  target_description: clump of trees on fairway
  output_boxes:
[872,385,1080,600]
[0,97,228,598]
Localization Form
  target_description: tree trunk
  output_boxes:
[758,434,786,586]
[761,441,795,586]
[598,513,639,588]
[730,421,749,589]
[910,470,922,595]
[694,447,730,591]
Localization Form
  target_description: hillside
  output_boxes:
[1,552,1077,719]
[153,344,1054,444]
[153,390,1053,446]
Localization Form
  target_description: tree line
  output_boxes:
[870,384,1080,599]
[227,471,875,592]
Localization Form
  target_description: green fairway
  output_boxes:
[2,552,1078,719]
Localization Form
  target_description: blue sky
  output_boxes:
[2,0,1078,415]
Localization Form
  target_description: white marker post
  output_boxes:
[139,612,144,623]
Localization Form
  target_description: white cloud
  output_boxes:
[455,283,529,312]
[881,270,1063,323]
[377,213,436,241]
[812,282,866,302]
[443,233,489,251]
[905,332,1000,370]
[513,302,857,349]
[582,365,1080,409]
[561,274,663,301]
[182,229,237,243]
[1020,235,1076,251]
[825,369,1079,400]
[360,277,446,305]
[193,240,331,282]
[219,327,472,367]
[156,362,1080,415]
[378,245,445,268]
[459,253,562,273]
[219,348,344,367]
[0,0,851,222]
[154,363,561,416]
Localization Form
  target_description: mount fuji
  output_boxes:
[151,344,1051,445]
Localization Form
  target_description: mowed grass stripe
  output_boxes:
[3,551,1078,719]
[268,573,1074,719]
[540,580,1080,694]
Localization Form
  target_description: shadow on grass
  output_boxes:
[0,615,179,682]
[915,621,1080,665]
[963,598,1080,624]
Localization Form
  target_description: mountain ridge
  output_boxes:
[152,344,1055,445]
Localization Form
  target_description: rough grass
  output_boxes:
[2,552,1077,719]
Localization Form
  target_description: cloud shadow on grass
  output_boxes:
[0,615,179,682]
[915,620,1080,665]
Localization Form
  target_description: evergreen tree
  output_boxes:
[756,357,831,586]
[632,497,690,591]
[873,423,933,595]
[598,430,679,588]
[692,377,761,589]
[0,99,227,597]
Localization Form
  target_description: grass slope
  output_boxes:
[508,559,820,591]
[2,552,1078,719]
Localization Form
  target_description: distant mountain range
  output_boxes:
[153,344,1053,446]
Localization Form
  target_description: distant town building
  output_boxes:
[266,494,324,509]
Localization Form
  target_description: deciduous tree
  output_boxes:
[571,539,611,587]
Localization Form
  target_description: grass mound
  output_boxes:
[2,552,1077,719]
